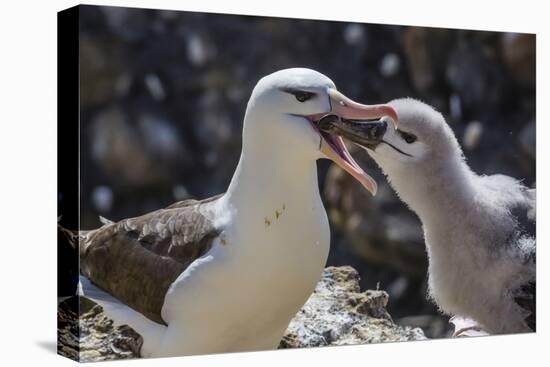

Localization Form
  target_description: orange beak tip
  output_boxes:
[364,176,378,196]
[385,112,398,130]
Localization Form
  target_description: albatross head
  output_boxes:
[347,98,466,204]
[243,68,398,195]
[360,98,463,165]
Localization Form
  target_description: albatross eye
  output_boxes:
[399,131,417,144]
[293,91,315,103]
[281,88,317,103]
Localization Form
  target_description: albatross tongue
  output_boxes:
[320,133,378,195]
[315,89,398,196]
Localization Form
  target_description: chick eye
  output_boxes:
[399,131,417,144]
[293,91,315,103]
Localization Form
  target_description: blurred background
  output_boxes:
[73,5,535,338]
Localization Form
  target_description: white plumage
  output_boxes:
[361,98,535,335]
[76,68,396,356]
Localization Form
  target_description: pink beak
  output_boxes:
[315,89,398,195]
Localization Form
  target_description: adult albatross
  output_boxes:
[345,98,535,335]
[68,68,398,357]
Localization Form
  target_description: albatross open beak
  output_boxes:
[310,89,398,196]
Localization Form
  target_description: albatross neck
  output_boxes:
[224,146,321,213]
[394,157,478,229]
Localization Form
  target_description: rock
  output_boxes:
[445,38,507,110]
[448,46,491,109]
[79,35,126,107]
[58,267,424,361]
[501,33,535,88]
[88,106,191,189]
[448,93,463,122]
[462,121,484,150]
[91,185,114,213]
[343,24,366,46]
[519,120,536,159]
[280,266,426,348]
[379,53,401,78]
[401,27,451,94]
[88,107,163,187]
[57,296,142,362]
[185,33,215,67]
[144,73,166,101]
[396,314,451,339]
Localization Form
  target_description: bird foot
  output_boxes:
[449,316,490,337]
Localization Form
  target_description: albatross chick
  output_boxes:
[347,98,535,335]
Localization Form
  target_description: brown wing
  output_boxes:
[79,195,223,325]
[165,193,223,210]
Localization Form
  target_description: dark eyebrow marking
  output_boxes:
[381,140,414,157]
[280,88,316,96]
[281,88,317,103]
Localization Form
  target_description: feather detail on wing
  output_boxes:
[77,194,224,325]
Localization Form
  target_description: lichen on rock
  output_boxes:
[57,296,143,362]
[280,266,426,348]
[57,266,424,361]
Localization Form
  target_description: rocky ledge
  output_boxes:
[280,266,426,348]
[57,296,143,362]
[58,266,425,361]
